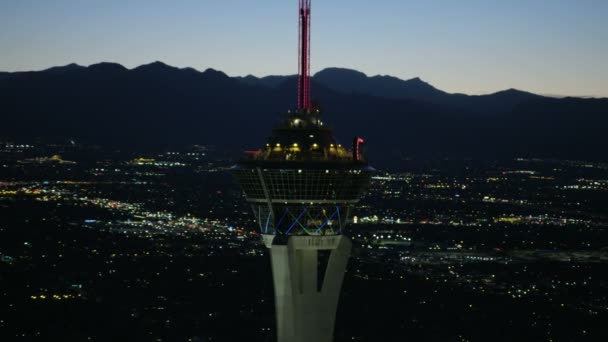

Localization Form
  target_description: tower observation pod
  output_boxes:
[231,1,374,341]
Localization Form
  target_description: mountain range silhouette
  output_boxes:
[1,62,606,162]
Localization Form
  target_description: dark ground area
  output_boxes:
[1,146,607,341]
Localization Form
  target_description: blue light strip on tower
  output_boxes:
[264,211,272,234]
[285,207,307,235]
[314,207,339,234]
[274,208,289,234]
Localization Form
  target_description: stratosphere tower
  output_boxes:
[231,1,374,341]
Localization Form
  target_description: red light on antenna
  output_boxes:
[354,137,365,161]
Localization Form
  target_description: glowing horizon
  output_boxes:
[1,0,607,97]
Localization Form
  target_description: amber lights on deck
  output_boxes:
[254,141,352,162]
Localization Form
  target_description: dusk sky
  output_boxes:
[1,0,607,97]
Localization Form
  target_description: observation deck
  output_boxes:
[240,108,366,163]
[232,109,373,236]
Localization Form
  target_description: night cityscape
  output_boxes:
[2,1,608,341]
[0,142,606,341]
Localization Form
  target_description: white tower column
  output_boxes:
[263,235,352,342]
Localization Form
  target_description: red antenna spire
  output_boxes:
[297,0,312,111]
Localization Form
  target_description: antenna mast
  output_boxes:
[297,0,312,111]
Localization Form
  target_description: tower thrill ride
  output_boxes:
[232,1,373,341]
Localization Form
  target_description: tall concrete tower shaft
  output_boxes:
[232,1,373,341]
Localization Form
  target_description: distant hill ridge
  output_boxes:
[1,61,606,161]
[8,62,593,101]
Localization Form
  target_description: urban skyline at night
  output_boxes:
[1,1,607,341]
